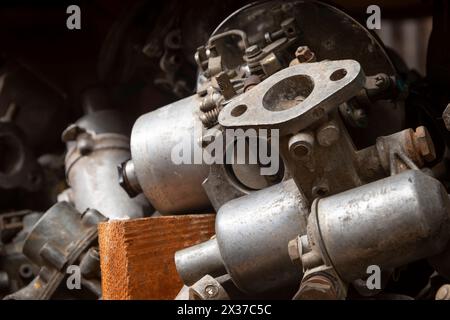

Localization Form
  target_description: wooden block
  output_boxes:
[98,214,215,300]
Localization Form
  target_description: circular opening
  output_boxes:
[330,69,347,81]
[262,75,314,112]
[19,264,33,278]
[231,104,247,117]
[312,186,329,198]
[0,134,22,175]
[166,31,181,49]
[292,144,310,158]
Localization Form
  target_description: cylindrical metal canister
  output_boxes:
[310,170,450,282]
[175,179,309,294]
[126,95,210,214]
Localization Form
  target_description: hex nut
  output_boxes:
[288,237,302,268]
[295,46,316,63]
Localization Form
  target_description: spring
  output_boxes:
[200,107,220,128]
[200,92,220,112]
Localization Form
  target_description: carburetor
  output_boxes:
[119,1,411,211]
[115,0,450,299]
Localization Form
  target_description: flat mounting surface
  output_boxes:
[219,60,365,134]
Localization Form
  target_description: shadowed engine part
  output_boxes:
[0,122,43,192]
[4,202,106,300]
[61,109,150,220]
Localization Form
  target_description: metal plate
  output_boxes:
[218,60,365,134]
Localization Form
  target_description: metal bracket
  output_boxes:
[218,60,365,134]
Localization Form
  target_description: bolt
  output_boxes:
[295,46,316,63]
[288,237,302,269]
[288,132,315,159]
[374,73,389,89]
[261,53,282,76]
[245,45,261,58]
[413,126,436,162]
[204,284,219,298]
[118,160,142,198]
[436,284,450,300]
[295,274,338,300]
[316,121,340,147]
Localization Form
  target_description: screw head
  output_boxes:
[245,45,261,57]
[204,284,219,298]
[316,121,340,147]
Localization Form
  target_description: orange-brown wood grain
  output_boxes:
[98,214,215,300]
